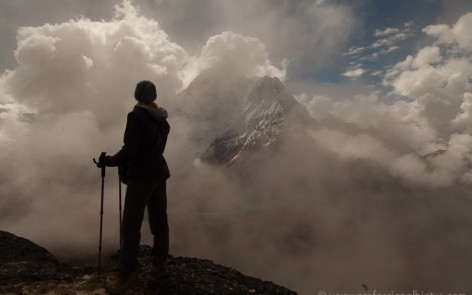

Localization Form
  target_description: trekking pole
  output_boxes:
[93,153,106,278]
[118,169,122,251]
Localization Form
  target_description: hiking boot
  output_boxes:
[105,271,139,294]
[148,263,169,281]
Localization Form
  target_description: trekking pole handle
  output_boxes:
[93,152,106,177]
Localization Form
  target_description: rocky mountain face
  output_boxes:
[0,230,297,294]
[203,76,312,166]
[0,230,90,285]
[175,60,254,148]
[175,62,312,167]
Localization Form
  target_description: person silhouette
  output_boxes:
[96,80,170,293]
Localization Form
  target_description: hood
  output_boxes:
[135,103,168,121]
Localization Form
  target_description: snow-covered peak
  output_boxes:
[174,60,313,166]
[202,75,312,165]
[248,76,293,107]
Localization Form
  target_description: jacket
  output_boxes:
[106,103,171,182]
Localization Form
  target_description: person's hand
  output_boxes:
[94,152,106,168]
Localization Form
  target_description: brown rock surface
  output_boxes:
[0,231,297,294]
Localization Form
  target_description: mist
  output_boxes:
[1,1,472,294]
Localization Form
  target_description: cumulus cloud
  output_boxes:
[151,0,355,77]
[294,9,472,190]
[296,12,472,188]
[423,12,472,52]
[384,15,472,137]
[0,0,287,250]
[2,0,187,122]
[180,31,288,88]
[452,92,472,130]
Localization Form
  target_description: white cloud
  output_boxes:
[452,92,472,130]
[383,13,472,138]
[180,31,288,88]
[379,45,400,55]
[3,0,188,123]
[149,0,355,78]
[343,24,414,70]
[0,0,288,250]
[404,21,415,28]
[309,128,398,167]
[375,27,400,37]
[385,41,472,135]
[344,46,365,56]
[412,46,442,68]
[423,12,472,52]
[330,93,436,153]
[295,93,333,119]
[343,68,365,78]
[372,32,408,48]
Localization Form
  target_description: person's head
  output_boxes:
[134,80,157,103]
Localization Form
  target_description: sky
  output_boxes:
[1,0,472,294]
[1,0,471,84]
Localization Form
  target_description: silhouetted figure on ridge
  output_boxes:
[96,80,170,293]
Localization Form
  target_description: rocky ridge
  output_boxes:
[202,75,312,165]
[0,230,297,294]
[175,60,312,167]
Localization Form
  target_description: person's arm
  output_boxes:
[105,111,142,166]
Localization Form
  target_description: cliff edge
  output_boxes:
[0,230,297,294]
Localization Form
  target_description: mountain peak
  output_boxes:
[177,65,312,166]
[258,75,283,85]
[245,75,311,122]
[202,75,312,165]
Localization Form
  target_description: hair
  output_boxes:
[134,80,157,103]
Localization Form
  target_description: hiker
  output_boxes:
[96,80,171,293]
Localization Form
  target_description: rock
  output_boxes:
[0,231,297,294]
[0,230,90,285]
[129,246,296,295]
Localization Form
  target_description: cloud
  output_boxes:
[315,12,472,186]
[384,30,472,136]
[180,31,288,88]
[423,12,472,52]
[308,128,398,166]
[342,23,415,71]
[452,92,472,130]
[342,68,365,78]
[151,0,355,77]
[375,27,400,37]
[344,46,365,56]
[1,3,472,294]
[2,0,188,123]
[379,45,400,55]
[294,93,332,119]
[0,0,287,250]
[371,32,408,48]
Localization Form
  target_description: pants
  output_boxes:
[119,180,169,274]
